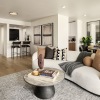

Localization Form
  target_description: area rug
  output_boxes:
[0,69,99,100]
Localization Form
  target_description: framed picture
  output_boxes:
[34,23,53,46]
[34,25,41,45]
[42,23,53,46]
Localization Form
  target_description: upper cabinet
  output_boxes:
[69,21,77,36]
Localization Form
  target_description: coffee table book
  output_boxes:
[28,69,59,82]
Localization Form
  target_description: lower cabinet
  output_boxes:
[69,43,76,51]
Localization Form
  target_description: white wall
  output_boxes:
[32,15,58,47]
[0,18,31,26]
[31,14,69,53]
[0,26,1,54]
[3,24,8,57]
[26,27,33,54]
[26,27,33,42]
[76,20,83,51]
[58,14,68,49]
[0,26,5,55]
[90,23,96,45]
[31,15,58,53]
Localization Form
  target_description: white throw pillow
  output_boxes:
[53,47,67,61]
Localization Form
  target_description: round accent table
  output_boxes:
[24,68,64,99]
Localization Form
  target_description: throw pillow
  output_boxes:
[83,56,93,67]
[53,47,58,60]
[38,47,45,58]
[91,53,95,60]
[92,49,100,71]
[53,47,67,61]
[45,46,54,59]
[76,51,92,63]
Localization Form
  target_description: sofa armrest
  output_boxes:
[32,52,38,61]
[67,51,80,61]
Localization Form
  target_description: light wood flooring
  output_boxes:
[0,55,32,77]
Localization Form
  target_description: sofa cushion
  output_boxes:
[53,47,67,61]
[76,51,92,63]
[83,56,93,67]
[59,61,83,76]
[69,66,100,95]
[91,53,95,60]
[45,46,54,59]
[38,47,45,58]
[67,51,80,61]
[92,49,100,71]
[32,59,66,70]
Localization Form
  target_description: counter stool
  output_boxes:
[21,41,31,56]
[11,41,21,58]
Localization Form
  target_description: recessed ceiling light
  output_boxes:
[62,6,66,9]
[9,12,18,16]
[83,14,87,17]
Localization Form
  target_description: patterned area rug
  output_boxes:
[0,69,99,100]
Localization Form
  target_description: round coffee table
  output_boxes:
[24,68,64,99]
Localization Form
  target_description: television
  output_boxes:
[9,29,19,41]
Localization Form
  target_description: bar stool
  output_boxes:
[21,41,31,56]
[11,41,21,58]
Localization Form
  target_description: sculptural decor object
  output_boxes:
[38,54,44,69]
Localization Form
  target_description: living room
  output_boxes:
[0,0,100,100]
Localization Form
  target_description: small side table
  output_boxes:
[24,68,64,99]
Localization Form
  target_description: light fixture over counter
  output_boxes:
[62,6,66,9]
[9,12,18,16]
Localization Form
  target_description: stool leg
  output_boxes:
[20,48,21,57]
[29,47,31,55]
[26,47,27,56]
[13,48,14,58]
[17,48,18,57]
[22,47,24,56]
[11,47,12,58]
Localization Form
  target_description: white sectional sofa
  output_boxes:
[32,51,100,96]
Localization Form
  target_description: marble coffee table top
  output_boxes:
[24,68,65,86]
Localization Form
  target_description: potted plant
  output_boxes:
[80,36,92,51]
[81,36,92,46]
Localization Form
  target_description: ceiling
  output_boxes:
[0,0,100,21]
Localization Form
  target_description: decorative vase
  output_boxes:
[27,35,29,41]
[38,54,44,69]
[82,45,88,51]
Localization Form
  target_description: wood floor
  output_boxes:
[0,55,32,77]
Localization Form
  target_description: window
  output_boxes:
[87,21,100,44]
